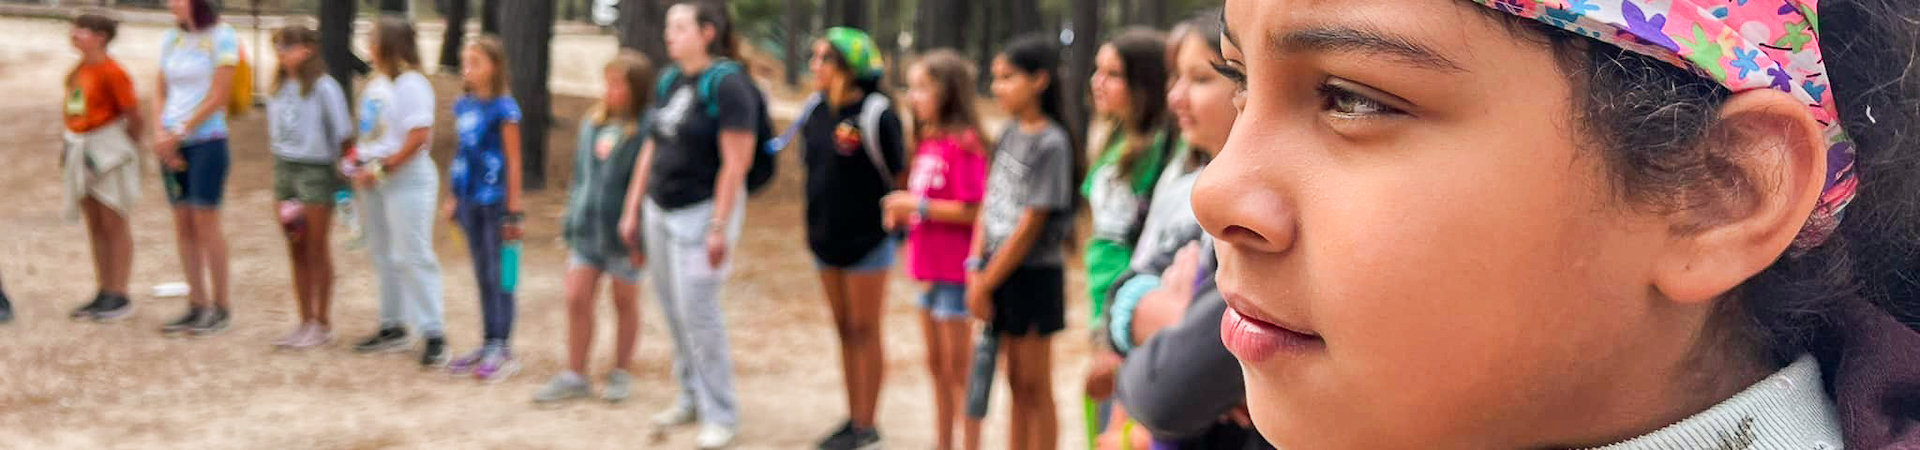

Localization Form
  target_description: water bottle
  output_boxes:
[501,240,522,292]
[334,190,364,250]
[965,329,999,419]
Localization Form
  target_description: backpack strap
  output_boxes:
[696,60,743,117]
[655,66,683,103]
[858,93,894,187]
[766,92,822,156]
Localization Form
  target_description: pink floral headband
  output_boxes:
[1472,0,1856,251]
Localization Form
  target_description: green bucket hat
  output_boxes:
[824,27,885,80]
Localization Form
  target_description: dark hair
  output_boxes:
[74,13,118,43]
[676,1,741,61]
[1485,1,1920,364]
[370,16,421,78]
[270,25,326,97]
[1100,28,1172,184]
[1182,9,1225,60]
[911,49,989,151]
[1000,34,1089,235]
[180,0,217,31]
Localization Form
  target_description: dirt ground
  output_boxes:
[0,16,1093,450]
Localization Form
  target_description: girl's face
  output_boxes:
[906,64,943,124]
[1090,45,1133,119]
[1167,35,1238,153]
[604,67,632,113]
[663,8,710,63]
[70,27,106,53]
[277,41,314,73]
[461,47,496,94]
[168,0,192,24]
[989,56,1044,116]
[809,41,844,92]
[1196,0,1702,447]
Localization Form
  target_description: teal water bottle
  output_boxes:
[501,241,522,292]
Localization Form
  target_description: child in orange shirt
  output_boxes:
[63,13,144,323]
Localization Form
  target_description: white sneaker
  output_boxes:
[695,423,736,449]
[651,401,698,428]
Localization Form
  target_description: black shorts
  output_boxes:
[991,266,1066,336]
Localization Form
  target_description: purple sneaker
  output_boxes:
[446,348,485,376]
[474,349,520,383]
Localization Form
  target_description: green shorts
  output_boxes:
[274,158,345,204]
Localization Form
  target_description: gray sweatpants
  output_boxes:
[643,195,744,428]
[361,157,445,336]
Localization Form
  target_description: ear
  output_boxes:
[1650,90,1829,305]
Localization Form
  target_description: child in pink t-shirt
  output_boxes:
[881,50,990,450]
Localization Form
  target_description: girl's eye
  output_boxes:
[1318,84,1402,117]
[1210,59,1248,109]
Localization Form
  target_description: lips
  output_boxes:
[1221,293,1322,362]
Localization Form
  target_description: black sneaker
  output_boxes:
[70,293,106,321]
[0,289,13,324]
[91,293,133,323]
[420,336,448,367]
[816,421,855,450]
[161,307,205,335]
[354,327,411,353]
[188,307,230,337]
[845,428,881,450]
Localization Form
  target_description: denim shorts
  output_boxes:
[817,237,898,272]
[920,282,968,320]
[163,139,230,208]
[569,251,642,283]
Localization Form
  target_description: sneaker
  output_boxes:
[602,369,633,403]
[0,289,12,324]
[446,348,486,375]
[160,307,205,335]
[70,293,106,321]
[532,372,592,404]
[845,427,881,450]
[353,327,410,353]
[696,423,738,450]
[474,348,520,383]
[91,294,133,323]
[289,325,332,349]
[652,401,699,428]
[188,308,230,337]
[816,421,855,450]
[273,324,310,348]
[420,336,448,367]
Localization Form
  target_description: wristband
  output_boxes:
[505,212,527,224]
[917,198,930,221]
[965,256,986,272]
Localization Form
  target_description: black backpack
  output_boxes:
[655,59,780,194]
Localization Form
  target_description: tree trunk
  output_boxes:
[1008,0,1041,37]
[1066,0,1102,148]
[379,0,407,14]
[914,0,965,52]
[320,0,359,101]
[784,0,806,87]
[501,0,554,189]
[438,0,468,70]
[617,0,669,67]
[837,0,867,28]
[481,0,502,34]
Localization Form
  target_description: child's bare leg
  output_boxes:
[171,207,206,307]
[920,311,953,450]
[564,266,602,375]
[306,206,335,327]
[611,278,641,372]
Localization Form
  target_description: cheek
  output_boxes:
[1222,105,1661,448]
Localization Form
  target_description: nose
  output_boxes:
[1192,109,1297,255]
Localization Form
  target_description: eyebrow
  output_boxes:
[1272,26,1467,73]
